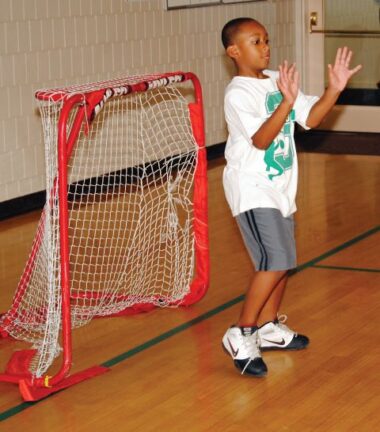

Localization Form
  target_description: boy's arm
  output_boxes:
[252,61,299,150]
[305,47,362,128]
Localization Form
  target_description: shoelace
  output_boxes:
[240,332,261,375]
[277,314,298,337]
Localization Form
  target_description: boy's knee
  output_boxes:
[274,269,288,280]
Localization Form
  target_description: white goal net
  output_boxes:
[0,73,204,379]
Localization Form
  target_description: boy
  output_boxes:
[221,17,361,376]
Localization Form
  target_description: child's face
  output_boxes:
[228,21,270,73]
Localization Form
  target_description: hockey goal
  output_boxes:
[0,72,208,401]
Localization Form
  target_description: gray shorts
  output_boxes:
[235,208,296,271]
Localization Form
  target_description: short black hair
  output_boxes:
[221,17,260,49]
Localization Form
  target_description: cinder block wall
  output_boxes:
[0,0,297,202]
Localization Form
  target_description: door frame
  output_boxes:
[295,0,380,133]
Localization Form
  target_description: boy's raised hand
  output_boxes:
[328,47,362,92]
[276,60,299,106]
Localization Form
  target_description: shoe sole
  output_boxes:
[221,343,267,377]
[260,344,309,352]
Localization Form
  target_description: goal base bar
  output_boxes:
[0,349,109,401]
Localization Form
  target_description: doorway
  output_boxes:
[304,0,380,133]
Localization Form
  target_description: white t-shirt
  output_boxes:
[223,70,319,218]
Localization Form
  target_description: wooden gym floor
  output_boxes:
[0,152,379,431]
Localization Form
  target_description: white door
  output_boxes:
[296,0,380,133]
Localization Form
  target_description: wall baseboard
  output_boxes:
[0,191,45,222]
[295,130,380,155]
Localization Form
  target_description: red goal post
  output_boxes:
[0,72,209,401]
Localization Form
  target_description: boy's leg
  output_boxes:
[233,208,296,328]
[222,269,286,377]
[256,273,310,351]
[222,208,300,376]
[237,270,287,327]
[257,272,288,327]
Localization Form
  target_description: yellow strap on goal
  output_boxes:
[43,375,52,388]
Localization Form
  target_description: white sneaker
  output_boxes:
[222,326,267,376]
[258,315,310,351]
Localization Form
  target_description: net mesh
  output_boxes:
[0,75,199,377]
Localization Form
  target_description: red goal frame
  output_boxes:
[0,72,209,401]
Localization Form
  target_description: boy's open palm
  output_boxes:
[328,47,362,91]
[276,60,299,106]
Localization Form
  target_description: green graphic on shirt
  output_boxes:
[264,91,295,181]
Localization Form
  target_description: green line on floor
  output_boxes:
[313,264,380,273]
[102,294,244,368]
[295,225,379,273]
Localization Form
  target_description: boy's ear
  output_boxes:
[226,44,240,60]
